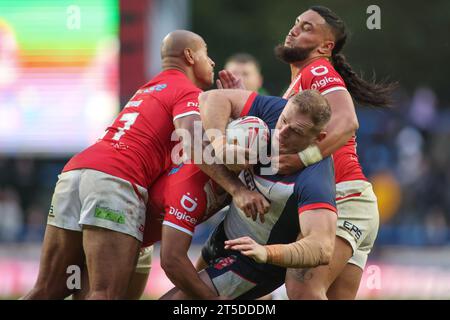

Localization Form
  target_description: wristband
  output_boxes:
[265,237,326,268]
[298,144,323,167]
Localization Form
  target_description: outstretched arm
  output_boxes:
[160,226,218,299]
[225,209,337,268]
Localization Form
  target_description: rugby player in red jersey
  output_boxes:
[274,6,396,299]
[218,6,396,299]
[144,164,229,299]
[74,163,230,300]
[23,30,268,300]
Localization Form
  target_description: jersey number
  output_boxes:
[112,112,139,141]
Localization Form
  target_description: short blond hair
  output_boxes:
[290,90,331,132]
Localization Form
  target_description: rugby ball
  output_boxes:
[226,116,270,155]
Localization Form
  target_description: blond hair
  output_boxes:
[290,90,331,132]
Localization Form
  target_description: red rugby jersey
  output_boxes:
[142,163,226,247]
[283,57,367,183]
[63,69,202,188]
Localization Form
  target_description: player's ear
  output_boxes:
[314,131,327,143]
[317,40,334,55]
[257,74,264,90]
[184,48,195,65]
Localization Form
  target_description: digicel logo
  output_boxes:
[187,101,199,107]
[168,206,198,224]
[311,76,343,90]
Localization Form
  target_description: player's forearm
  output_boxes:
[196,133,246,200]
[295,112,356,170]
[315,115,357,159]
[162,255,218,299]
[315,90,359,159]
[196,162,244,196]
[264,235,334,268]
[198,91,231,140]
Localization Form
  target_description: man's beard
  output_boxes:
[274,44,315,64]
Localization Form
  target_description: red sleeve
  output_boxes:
[239,92,258,117]
[301,61,347,95]
[172,89,202,121]
[298,203,337,215]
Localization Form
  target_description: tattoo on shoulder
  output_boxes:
[288,268,313,282]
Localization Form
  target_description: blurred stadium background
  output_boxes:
[1,0,450,299]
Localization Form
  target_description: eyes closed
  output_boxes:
[294,19,313,32]
[281,116,305,136]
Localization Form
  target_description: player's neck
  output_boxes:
[290,55,330,80]
[162,63,187,75]
[161,60,203,88]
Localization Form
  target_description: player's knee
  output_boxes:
[161,258,178,279]
[87,279,128,300]
[327,287,356,300]
[327,281,359,300]
[24,285,66,300]
[161,251,182,277]
[285,278,327,300]
[287,286,327,300]
[86,290,109,300]
[86,288,125,300]
[22,287,47,300]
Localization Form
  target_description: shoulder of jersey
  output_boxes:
[301,58,346,91]
[136,73,201,97]
[302,58,337,78]
[166,71,202,92]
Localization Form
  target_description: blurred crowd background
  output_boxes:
[1,0,450,299]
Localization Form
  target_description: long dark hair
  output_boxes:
[310,5,397,107]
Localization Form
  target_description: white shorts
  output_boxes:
[335,180,379,270]
[47,169,148,242]
[135,246,154,274]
